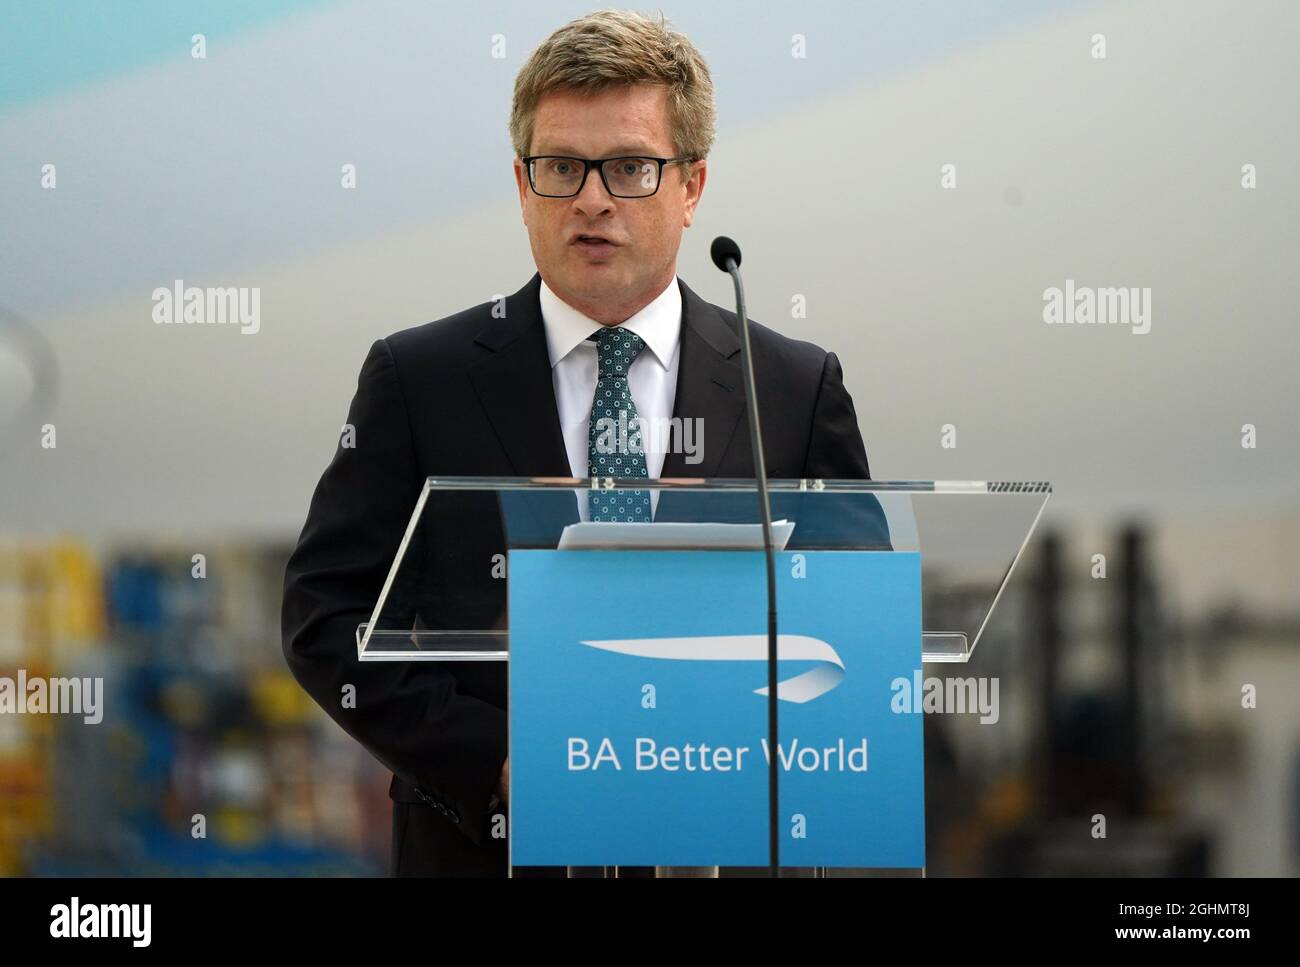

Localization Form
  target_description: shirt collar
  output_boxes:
[539,274,682,370]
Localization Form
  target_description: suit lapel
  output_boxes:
[660,277,745,479]
[467,273,573,477]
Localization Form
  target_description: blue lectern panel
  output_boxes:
[509,550,924,868]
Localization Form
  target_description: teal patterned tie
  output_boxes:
[588,327,651,521]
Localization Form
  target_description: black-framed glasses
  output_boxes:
[523,155,694,198]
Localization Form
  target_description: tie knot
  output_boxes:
[594,327,646,377]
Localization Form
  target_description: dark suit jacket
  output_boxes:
[280,272,879,876]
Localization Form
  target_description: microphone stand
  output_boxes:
[714,238,779,878]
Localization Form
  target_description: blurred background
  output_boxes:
[0,0,1296,875]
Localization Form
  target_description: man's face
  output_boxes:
[513,84,706,325]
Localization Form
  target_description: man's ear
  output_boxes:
[682,160,707,229]
[513,158,529,222]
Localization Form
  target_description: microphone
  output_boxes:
[711,235,780,878]
[710,235,742,273]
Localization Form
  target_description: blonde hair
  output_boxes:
[509,9,716,163]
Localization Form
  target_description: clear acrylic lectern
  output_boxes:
[358,476,1051,876]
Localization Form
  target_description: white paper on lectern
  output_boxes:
[557,519,794,550]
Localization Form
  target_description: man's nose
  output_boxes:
[573,165,615,215]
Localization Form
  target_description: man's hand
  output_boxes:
[496,756,509,804]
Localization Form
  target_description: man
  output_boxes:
[281,10,876,877]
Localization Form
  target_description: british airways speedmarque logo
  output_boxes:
[578,634,845,703]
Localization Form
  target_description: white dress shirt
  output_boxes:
[540,275,682,520]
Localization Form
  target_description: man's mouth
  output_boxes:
[571,233,620,255]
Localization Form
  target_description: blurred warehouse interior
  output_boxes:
[0,540,389,874]
[0,511,1295,875]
